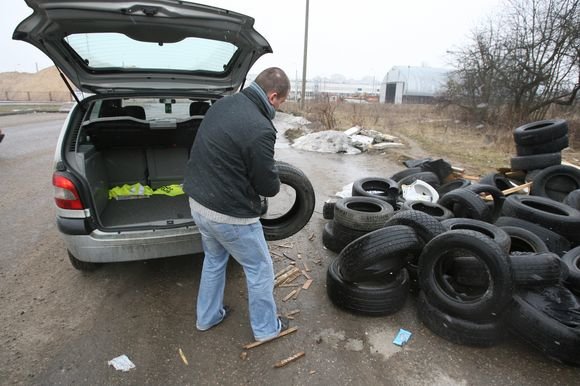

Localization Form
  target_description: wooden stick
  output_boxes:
[281,270,302,285]
[292,287,302,300]
[483,182,532,200]
[301,270,312,280]
[275,265,294,279]
[283,252,295,261]
[275,267,300,287]
[302,279,313,290]
[279,283,301,288]
[303,262,311,272]
[274,351,305,368]
[286,309,300,317]
[271,250,284,258]
[308,233,316,241]
[178,348,189,366]
[275,243,293,248]
[243,327,298,349]
[283,289,298,301]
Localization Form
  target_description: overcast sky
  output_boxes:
[1,0,502,80]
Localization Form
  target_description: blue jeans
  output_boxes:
[191,211,281,341]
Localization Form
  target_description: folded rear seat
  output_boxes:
[146,147,189,189]
[103,148,148,187]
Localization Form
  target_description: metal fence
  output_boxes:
[0,90,73,102]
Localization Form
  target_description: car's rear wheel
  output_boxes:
[68,250,100,272]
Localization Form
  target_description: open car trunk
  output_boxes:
[67,108,203,229]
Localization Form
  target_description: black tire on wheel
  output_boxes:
[509,252,566,287]
[352,177,399,206]
[419,230,513,320]
[417,291,506,347]
[439,188,491,222]
[499,225,549,254]
[437,178,472,196]
[506,285,580,366]
[326,259,409,316]
[441,218,511,253]
[563,189,580,210]
[510,152,562,171]
[401,200,454,221]
[501,195,580,243]
[338,225,423,282]
[513,119,568,146]
[68,250,100,272]
[334,197,394,231]
[529,165,580,202]
[561,246,580,291]
[261,161,315,240]
[494,217,571,256]
[516,135,569,156]
[398,171,441,189]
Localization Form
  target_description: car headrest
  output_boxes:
[189,101,210,116]
[99,99,123,117]
[123,106,146,120]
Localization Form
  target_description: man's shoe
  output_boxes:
[197,306,231,331]
[278,316,290,333]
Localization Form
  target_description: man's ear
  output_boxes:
[267,92,278,104]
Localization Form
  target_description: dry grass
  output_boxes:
[282,101,580,177]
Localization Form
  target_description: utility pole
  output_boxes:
[300,0,309,110]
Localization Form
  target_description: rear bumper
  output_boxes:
[62,224,203,263]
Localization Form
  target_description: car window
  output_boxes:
[90,98,206,121]
[65,33,237,73]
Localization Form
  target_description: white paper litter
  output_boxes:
[108,355,136,372]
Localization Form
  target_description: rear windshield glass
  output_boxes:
[88,98,211,121]
[65,33,237,72]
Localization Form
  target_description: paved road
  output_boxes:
[0,113,578,385]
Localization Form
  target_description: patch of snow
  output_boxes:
[344,126,362,136]
[292,131,361,154]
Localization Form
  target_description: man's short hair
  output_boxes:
[255,67,290,97]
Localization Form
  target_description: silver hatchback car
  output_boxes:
[14,0,315,271]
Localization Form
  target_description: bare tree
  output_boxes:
[441,0,579,124]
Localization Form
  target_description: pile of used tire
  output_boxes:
[323,119,580,366]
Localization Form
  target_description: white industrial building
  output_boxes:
[379,66,449,104]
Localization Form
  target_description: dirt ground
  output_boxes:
[1,112,579,384]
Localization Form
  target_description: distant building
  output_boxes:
[379,66,450,104]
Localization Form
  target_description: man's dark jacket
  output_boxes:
[183,89,280,218]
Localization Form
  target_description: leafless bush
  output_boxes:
[441,0,579,125]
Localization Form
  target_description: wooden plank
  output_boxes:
[303,261,311,272]
[274,265,294,279]
[281,270,302,285]
[302,279,313,290]
[275,267,301,287]
[483,182,532,200]
[273,351,305,368]
[242,327,298,349]
[286,309,300,317]
[292,287,302,300]
[283,289,297,301]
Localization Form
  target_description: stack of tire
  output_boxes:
[511,119,569,172]
[321,118,580,364]
[325,209,580,365]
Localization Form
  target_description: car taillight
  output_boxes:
[53,173,84,210]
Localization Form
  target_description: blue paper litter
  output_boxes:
[393,329,412,346]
